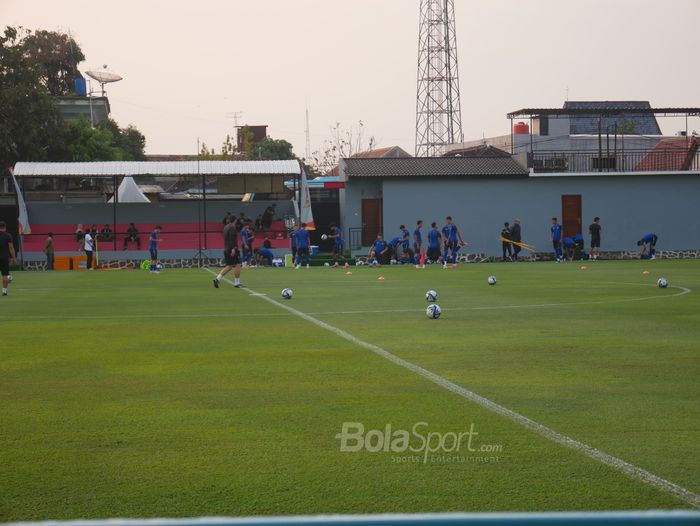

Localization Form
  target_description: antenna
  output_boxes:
[85,64,123,96]
[226,111,243,128]
[415,0,463,157]
[304,105,311,160]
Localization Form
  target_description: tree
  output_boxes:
[251,137,295,160]
[309,121,376,174]
[0,26,65,173]
[20,29,85,96]
[58,117,122,161]
[98,119,146,160]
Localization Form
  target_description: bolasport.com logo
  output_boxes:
[335,421,503,464]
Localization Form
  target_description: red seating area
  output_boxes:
[23,220,290,252]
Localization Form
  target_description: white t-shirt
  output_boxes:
[84,232,94,251]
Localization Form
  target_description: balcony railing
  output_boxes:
[528,149,700,173]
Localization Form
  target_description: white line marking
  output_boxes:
[205,268,700,508]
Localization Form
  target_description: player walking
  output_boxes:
[241,223,254,267]
[327,223,345,267]
[441,216,465,268]
[0,222,17,296]
[148,226,162,273]
[295,223,311,269]
[290,224,299,263]
[213,216,243,288]
[551,217,563,262]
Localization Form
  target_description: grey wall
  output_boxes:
[339,178,382,240]
[376,174,700,255]
[27,200,294,227]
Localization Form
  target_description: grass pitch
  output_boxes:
[1,260,699,519]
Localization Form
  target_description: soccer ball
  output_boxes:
[156,263,163,270]
[487,275,497,286]
[281,288,293,299]
[324,262,330,267]
[356,259,365,266]
[7,275,12,283]
[369,260,377,267]
[321,234,328,241]
[425,290,438,302]
[390,259,397,265]
[426,304,441,319]
[657,277,669,288]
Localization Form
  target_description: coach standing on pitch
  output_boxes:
[589,217,601,260]
[0,221,17,296]
[213,216,243,288]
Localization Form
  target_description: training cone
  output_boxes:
[643,270,650,276]
[345,271,353,275]
[377,276,385,281]
[580,265,587,270]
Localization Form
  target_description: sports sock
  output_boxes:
[2,288,7,294]
[216,273,222,280]
[234,277,240,285]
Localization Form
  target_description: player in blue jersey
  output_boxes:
[426,222,442,263]
[255,240,275,267]
[388,236,402,262]
[289,224,299,262]
[148,226,162,273]
[295,223,311,269]
[551,217,563,262]
[563,236,576,261]
[369,233,389,265]
[240,223,255,267]
[413,220,423,267]
[328,223,345,267]
[441,216,465,268]
[637,233,658,259]
[398,224,413,264]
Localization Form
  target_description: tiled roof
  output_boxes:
[635,137,699,171]
[327,146,412,175]
[343,157,528,178]
[564,101,662,135]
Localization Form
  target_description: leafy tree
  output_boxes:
[98,119,146,160]
[251,137,295,160]
[0,26,64,173]
[59,117,122,161]
[20,29,85,96]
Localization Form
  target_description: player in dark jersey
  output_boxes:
[290,224,299,262]
[413,220,423,267]
[588,217,601,260]
[213,216,243,288]
[0,221,17,296]
[328,223,345,267]
[240,223,255,267]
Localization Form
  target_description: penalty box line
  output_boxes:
[205,269,700,509]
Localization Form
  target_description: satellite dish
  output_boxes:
[85,65,123,96]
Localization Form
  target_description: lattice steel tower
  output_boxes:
[415,0,463,157]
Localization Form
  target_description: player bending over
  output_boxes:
[213,216,243,288]
[255,240,274,267]
[441,216,465,268]
[637,233,658,259]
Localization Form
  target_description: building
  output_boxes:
[339,157,700,258]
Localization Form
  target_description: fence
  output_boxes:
[529,150,700,173]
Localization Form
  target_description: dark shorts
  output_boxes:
[291,247,297,258]
[297,247,309,256]
[0,258,9,276]
[224,248,241,266]
[427,247,440,261]
[445,240,459,252]
[149,248,158,260]
[591,237,600,248]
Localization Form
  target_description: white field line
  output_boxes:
[205,268,700,508]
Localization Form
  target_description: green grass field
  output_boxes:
[1,260,699,520]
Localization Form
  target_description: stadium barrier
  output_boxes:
[5,512,700,526]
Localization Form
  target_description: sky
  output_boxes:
[2,0,700,157]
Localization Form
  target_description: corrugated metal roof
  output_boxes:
[343,157,528,178]
[12,160,300,177]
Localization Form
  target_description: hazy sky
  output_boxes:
[3,0,699,157]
